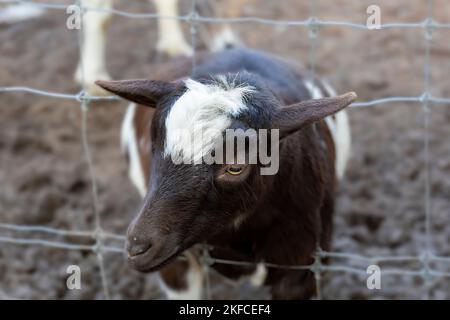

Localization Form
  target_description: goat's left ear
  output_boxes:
[271,92,357,137]
[95,79,178,107]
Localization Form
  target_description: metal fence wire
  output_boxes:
[0,0,450,300]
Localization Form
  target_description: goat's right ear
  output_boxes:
[271,92,357,138]
[95,79,178,107]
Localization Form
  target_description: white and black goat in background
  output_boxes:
[76,0,250,95]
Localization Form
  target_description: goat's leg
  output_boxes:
[203,0,257,51]
[269,194,334,300]
[208,25,240,52]
[157,250,203,299]
[153,0,193,57]
[74,0,112,96]
[270,269,316,300]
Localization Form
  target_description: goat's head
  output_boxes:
[96,74,356,272]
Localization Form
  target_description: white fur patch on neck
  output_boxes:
[304,79,351,180]
[164,77,254,163]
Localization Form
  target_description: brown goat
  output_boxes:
[97,48,356,299]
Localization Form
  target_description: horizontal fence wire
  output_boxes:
[1,0,450,29]
[0,0,450,299]
[1,225,450,277]
[2,86,450,108]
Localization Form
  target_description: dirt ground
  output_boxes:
[0,0,449,300]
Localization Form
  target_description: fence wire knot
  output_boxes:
[424,17,434,40]
[91,229,105,258]
[420,91,430,105]
[307,16,319,38]
[311,249,323,275]
[76,90,92,105]
[420,251,432,282]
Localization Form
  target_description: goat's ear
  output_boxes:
[271,92,357,137]
[95,79,178,107]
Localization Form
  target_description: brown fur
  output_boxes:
[97,48,355,299]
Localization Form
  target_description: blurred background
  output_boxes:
[0,0,449,299]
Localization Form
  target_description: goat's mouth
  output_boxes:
[127,245,184,273]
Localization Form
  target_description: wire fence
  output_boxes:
[0,0,449,299]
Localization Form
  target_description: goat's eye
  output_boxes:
[226,166,243,175]
[217,164,250,183]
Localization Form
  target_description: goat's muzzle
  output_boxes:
[126,218,181,272]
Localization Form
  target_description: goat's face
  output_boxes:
[96,74,356,272]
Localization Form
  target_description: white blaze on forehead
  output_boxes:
[164,77,254,163]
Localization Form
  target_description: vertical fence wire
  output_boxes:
[187,0,212,300]
[307,0,318,81]
[421,0,433,300]
[189,0,198,75]
[307,0,323,300]
[76,0,110,300]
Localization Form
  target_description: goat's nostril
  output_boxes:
[127,239,152,257]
